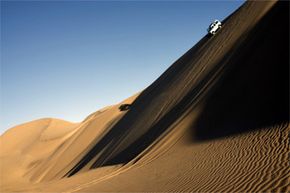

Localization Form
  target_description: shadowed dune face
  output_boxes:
[1,1,289,192]
[65,1,286,177]
[193,2,289,140]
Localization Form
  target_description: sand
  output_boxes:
[0,1,289,192]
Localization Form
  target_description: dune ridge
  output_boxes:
[1,1,289,192]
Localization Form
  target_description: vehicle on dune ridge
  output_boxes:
[208,19,222,35]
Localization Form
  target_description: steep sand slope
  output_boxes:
[1,1,289,192]
[63,0,288,177]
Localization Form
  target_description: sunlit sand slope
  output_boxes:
[1,1,289,192]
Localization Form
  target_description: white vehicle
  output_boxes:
[207,19,222,35]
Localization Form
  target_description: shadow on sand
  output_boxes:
[66,2,289,178]
[192,2,289,141]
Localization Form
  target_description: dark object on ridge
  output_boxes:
[119,104,131,111]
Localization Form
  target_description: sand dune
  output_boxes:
[1,1,289,192]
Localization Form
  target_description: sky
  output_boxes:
[1,0,244,134]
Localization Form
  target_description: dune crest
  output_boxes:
[1,1,289,192]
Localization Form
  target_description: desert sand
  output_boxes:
[0,1,289,192]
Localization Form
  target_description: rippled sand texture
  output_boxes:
[0,1,289,192]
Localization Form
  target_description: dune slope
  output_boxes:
[1,1,289,192]
[65,0,288,177]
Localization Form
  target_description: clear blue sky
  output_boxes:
[1,0,244,134]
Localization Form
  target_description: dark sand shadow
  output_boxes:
[192,2,289,141]
[65,33,212,177]
[65,2,289,178]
